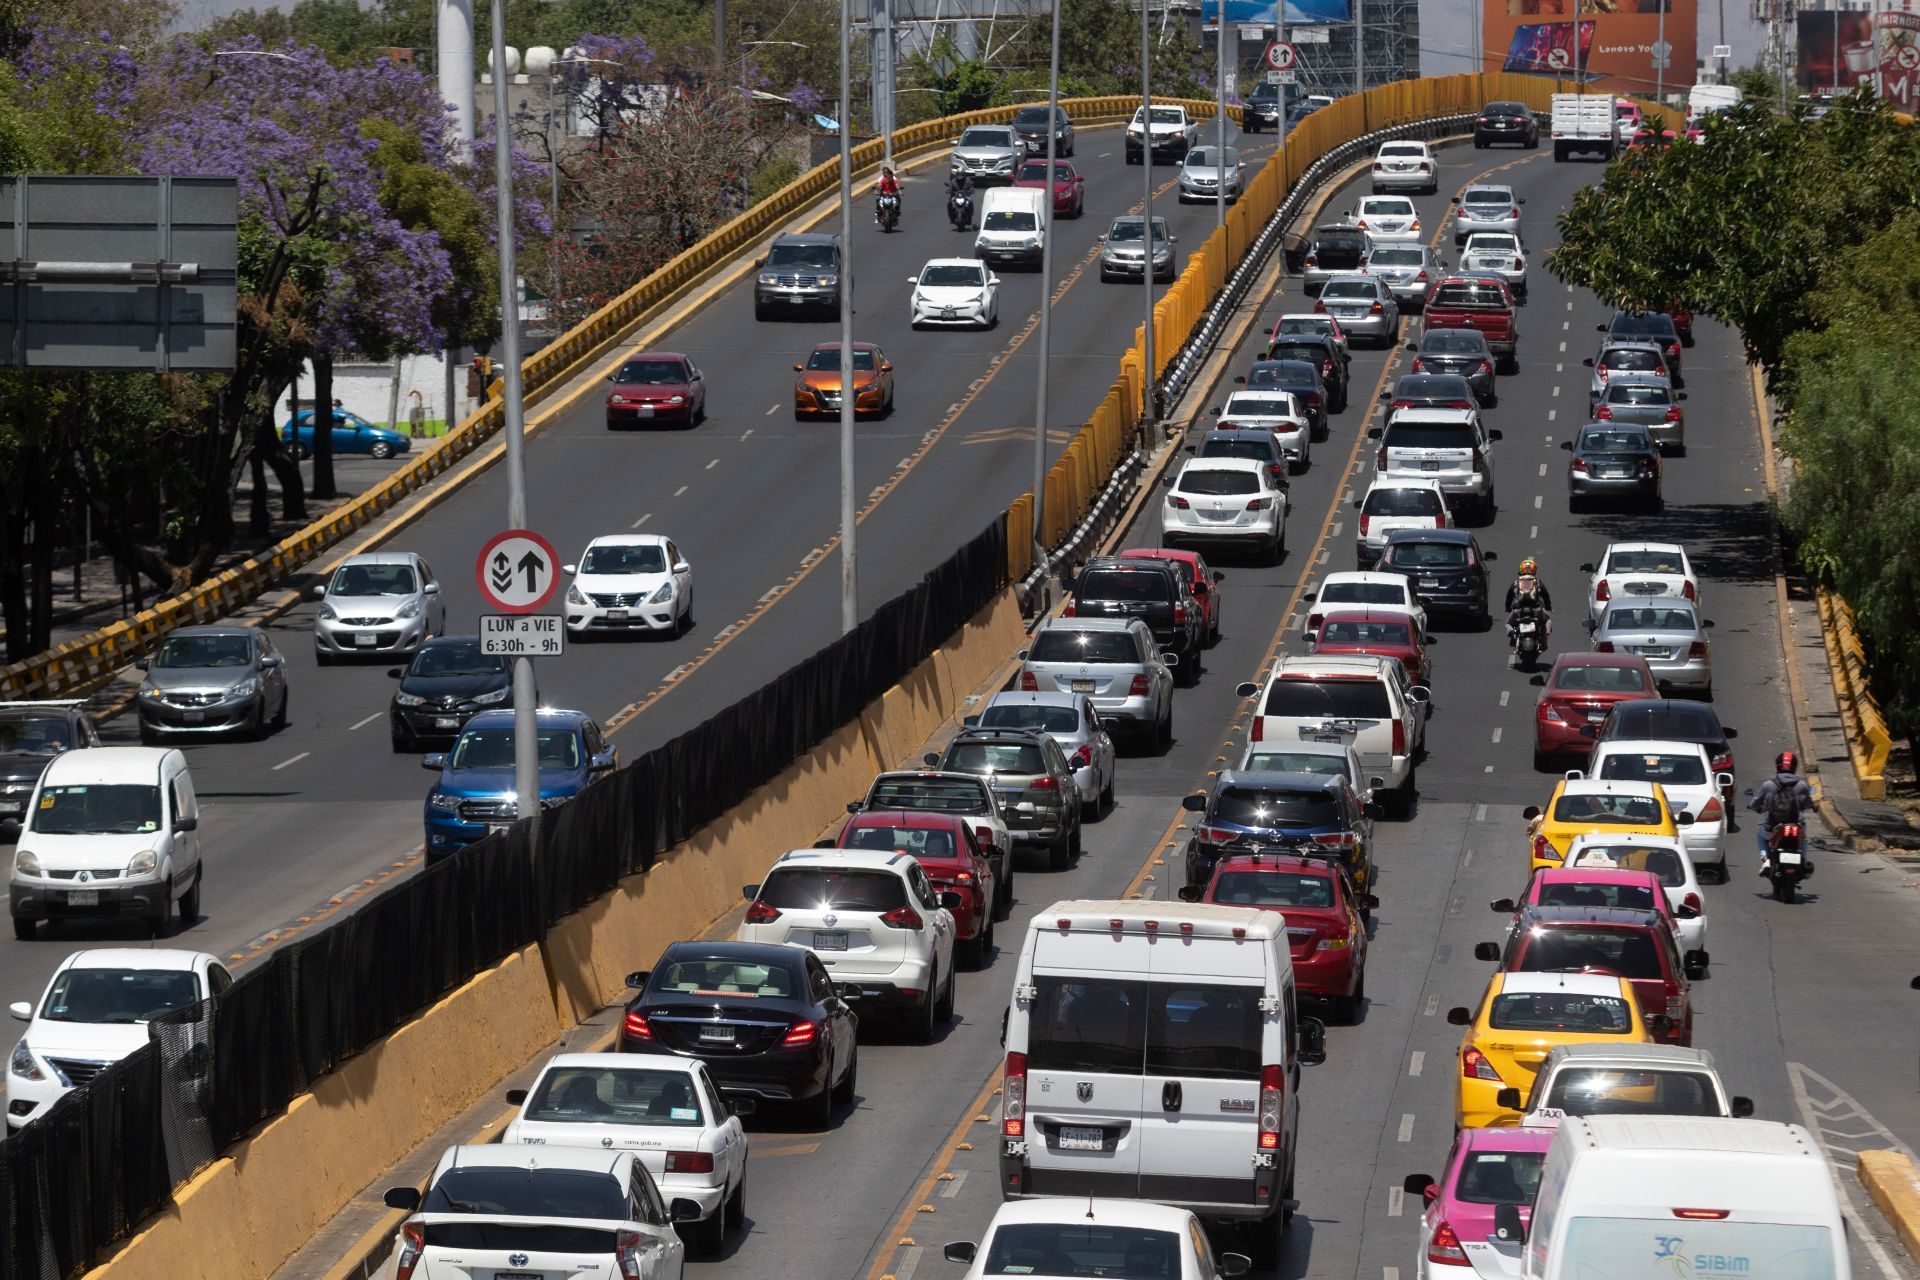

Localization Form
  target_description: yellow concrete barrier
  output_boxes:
[1816,586,1893,800]
[1859,1150,1920,1266]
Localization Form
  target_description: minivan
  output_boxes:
[976,186,1048,271]
[999,900,1325,1267]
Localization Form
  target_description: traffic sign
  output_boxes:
[1292,25,1330,43]
[1546,46,1572,70]
[1649,39,1672,69]
[476,528,561,614]
[481,614,565,657]
[1264,40,1297,71]
[1268,69,1298,84]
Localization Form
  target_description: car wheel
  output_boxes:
[997,863,1014,919]
[139,720,158,746]
[1048,829,1073,871]
[1099,771,1116,814]
[272,687,289,729]
[1331,973,1364,1025]
[833,1044,858,1105]
[12,916,34,940]
[290,441,311,460]
[724,1177,747,1232]
[1392,769,1417,820]
[369,441,395,460]
[1156,706,1174,752]
[1177,652,1201,688]
[910,976,938,1043]
[934,963,956,1024]
[958,929,986,971]
[801,1074,835,1129]
[1715,855,1729,885]
[246,699,266,742]
[1533,749,1555,772]
[1247,1203,1288,1268]
[179,867,202,926]
[147,879,172,938]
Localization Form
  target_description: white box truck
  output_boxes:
[1502,1115,1852,1280]
[1550,94,1616,162]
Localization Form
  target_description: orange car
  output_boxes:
[793,341,894,421]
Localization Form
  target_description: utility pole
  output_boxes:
[1216,17,1229,230]
[439,0,477,462]
[1141,0,1157,439]
[1355,0,1365,94]
[1033,0,1063,577]
[839,0,858,634]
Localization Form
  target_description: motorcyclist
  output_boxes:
[875,166,902,225]
[1504,557,1553,612]
[1506,594,1551,652]
[1750,750,1814,875]
[946,171,974,226]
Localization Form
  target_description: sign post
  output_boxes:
[475,525,559,834]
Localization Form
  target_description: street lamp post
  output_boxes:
[1033,0,1063,580]
[1216,19,1229,230]
[1141,0,1158,440]
[838,0,858,633]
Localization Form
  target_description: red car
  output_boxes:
[1309,609,1429,686]
[605,351,706,428]
[834,810,998,967]
[1117,547,1223,646]
[1180,852,1374,1023]
[1475,904,1695,1045]
[1491,867,1699,959]
[1532,652,1657,770]
[1012,158,1085,218]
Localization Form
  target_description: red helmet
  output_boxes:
[1775,750,1798,773]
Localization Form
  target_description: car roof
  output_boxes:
[1557,777,1663,798]
[40,746,174,783]
[1536,866,1664,887]
[1603,540,1687,555]
[1320,571,1412,588]
[336,552,416,566]
[1213,852,1337,875]
[1245,739,1354,759]
[1599,339,1667,354]
[168,625,254,638]
[871,769,989,787]
[58,948,215,974]
[463,708,592,730]
[809,340,879,352]
[1610,699,1724,727]
[1551,651,1651,668]
[1250,358,1316,375]
[1541,1041,1716,1068]
[1317,609,1416,629]
[1082,555,1175,574]
[771,848,915,874]
[1383,527,1473,546]
[440,1144,628,1175]
[622,351,690,362]
[1202,428,1283,443]
[772,232,839,246]
[1037,616,1135,633]
[986,1198,1196,1232]
[1516,904,1667,929]
[1274,654,1395,677]
[985,690,1088,709]
[1365,476,1446,493]
[1217,768,1344,794]
[952,726,1050,746]
[847,809,972,830]
[1386,407,1478,424]
[583,533,669,549]
[918,257,987,270]
[1462,183,1513,194]
[536,1050,701,1075]
[1495,970,1633,998]
[1181,457,1268,476]
[1454,1126,1557,1156]
[658,939,811,967]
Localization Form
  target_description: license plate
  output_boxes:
[1070,679,1095,693]
[0,800,20,814]
[1339,308,1364,317]
[1059,1126,1105,1151]
[1307,732,1346,743]
[355,632,377,646]
[787,294,805,303]
[183,710,205,723]
[67,890,99,907]
[813,930,848,951]
[607,609,628,621]
[1588,712,1607,722]
[1630,645,1666,656]
[638,405,654,418]
[435,717,459,729]
[1777,850,1804,865]
[942,307,956,318]
[1421,460,1444,470]
[1517,623,1538,634]
[495,1272,540,1280]
[698,1025,735,1044]
[1418,578,1440,589]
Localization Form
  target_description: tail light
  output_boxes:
[1267,463,1286,480]
[1313,298,1327,313]
[1462,1046,1503,1081]
[780,1020,818,1047]
[1313,831,1355,848]
[1434,507,1448,529]
[1411,217,1423,231]
[975,825,994,846]
[1667,341,1680,360]
[1129,674,1150,696]
[881,905,925,930]
[1478,360,1494,377]
[744,898,781,925]
[1570,457,1589,473]
[1029,775,1060,792]
[1688,641,1707,658]
[1682,891,1703,914]
[1305,392,1322,407]
[1063,600,1078,617]
[1640,459,1658,477]
[1169,494,1191,509]
[1471,449,1488,474]
[1595,404,1614,420]
[1196,825,1235,845]
[1247,497,1270,511]
[1020,671,1038,691]
[1173,602,1188,624]
[1533,834,1558,861]
[1322,358,1335,377]
[1392,719,1406,756]
[1369,302,1384,316]
[1002,1052,1027,1136]
[1596,579,1612,602]
[1304,253,1317,268]
[1428,1221,1471,1267]
[1664,405,1682,422]
[1356,218,1368,231]
[1358,514,1371,537]
[1712,751,1734,775]
[1377,445,1390,468]
[616,1229,650,1280]
[624,1011,656,1042]
[1070,745,1093,768]
[1665,996,1685,1020]
[1597,365,1611,383]
[1411,357,1426,373]
[1415,270,1429,284]
[666,1150,718,1172]
[1682,581,1696,601]
[1594,640,1615,653]
[1540,700,1566,724]
[394,1221,426,1280]
[1258,1064,1286,1150]
[1508,207,1520,219]
[1512,257,1524,270]
[1250,715,1264,742]
[1697,796,1722,823]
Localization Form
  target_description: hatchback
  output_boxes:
[1241,359,1329,436]
[1580,740,1732,875]
[1018,618,1175,750]
[310,551,444,663]
[1588,600,1714,694]
[1261,333,1349,410]
[1315,274,1400,346]
[279,407,410,460]
[1588,699,1738,802]
[1458,231,1528,297]
[1580,542,1700,626]
[1451,184,1524,244]
[1162,458,1287,564]
[421,708,617,859]
[1193,426,1297,487]
[1601,310,1684,379]
[1178,770,1377,896]
[1268,311,1348,357]
[1181,851,1374,1022]
[1563,423,1661,511]
[1406,330,1498,404]
[1355,478,1449,568]
[605,351,706,428]
[1378,528,1495,627]
[835,810,999,966]
[134,626,288,741]
[1177,145,1244,202]
[932,729,1083,870]
[1097,215,1176,282]
[1585,341,1674,409]
[1595,379,1685,452]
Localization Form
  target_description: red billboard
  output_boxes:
[1482,0,1697,96]
[1796,10,1876,93]
[1877,0,1920,111]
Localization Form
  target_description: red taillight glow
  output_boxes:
[616,1228,648,1280]
[1369,302,1384,315]
[1020,671,1038,691]
[1462,1046,1503,1081]
[1595,404,1615,420]
[1595,640,1615,653]
[744,898,781,924]
[1683,581,1697,601]
[1250,715,1264,742]
[1534,834,1558,861]
[1428,1221,1471,1266]
[1359,514,1371,537]
[1412,357,1426,373]
[1173,603,1188,623]
[1435,507,1448,528]
[1540,700,1566,724]
[1665,405,1682,422]
[1030,775,1059,792]
[881,905,925,930]
[1169,495,1191,509]
[1258,1063,1285,1149]
[1596,579,1612,602]
[1313,298,1327,313]
[1571,457,1590,473]
[1512,257,1523,270]
[1689,641,1707,658]
[394,1221,426,1280]
[1673,1208,1731,1220]
[1479,360,1494,376]
[624,1011,655,1042]
[1682,891,1703,914]
[666,1150,718,1172]
[781,1020,818,1047]
[1063,600,1078,617]
[1129,674,1150,697]
[1392,719,1406,756]
[1002,1052,1027,1136]
[1697,796,1722,822]
[1071,745,1093,768]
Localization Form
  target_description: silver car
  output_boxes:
[1315,274,1400,345]
[949,124,1022,184]
[1586,341,1673,412]
[969,691,1117,812]
[136,625,289,741]
[1596,378,1686,453]
[1099,215,1177,283]
[1237,740,1385,804]
[1363,244,1447,310]
[1587,600,1714,693]
[311,551,445,663]
[1017,618,1176,751]
[1177,145,1245,203]
[1451,184,1524,245]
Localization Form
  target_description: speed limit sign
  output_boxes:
[1264,41,1298,72]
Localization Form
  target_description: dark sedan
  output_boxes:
[620,940,858,1127]
[1407,329,1497,406]
[1262,335,1350,412]
[1564,423,1662,511]
[1377,528,1496,627]
[605,352,707,429]
[1380,373,1478,413]
[1241,359,1329,436]
[1473,101,1540,148]
[388,636,514,751]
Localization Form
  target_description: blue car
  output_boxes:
[421,708,618,859]
[280,409,412,460]
[1178,769,1376,891]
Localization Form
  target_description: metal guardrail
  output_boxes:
[1816,586,1893,799]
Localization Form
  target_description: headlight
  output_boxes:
[474,687,509,705]
[396,599,423,620]
[139,684,160,700]
[394,690,426,707]
[429,793,463,813]
[610,393,626,404]
[648,583,674,605]
[319,605,336,622]
[815,274,837,287]
[232,676,261,698]
[567,585,587,606]
[667,395,685,405]
[126,849,158,877]
[14,850,39,876]
[758,272,777,285]
[10,1039,42,1081]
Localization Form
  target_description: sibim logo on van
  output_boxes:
[1219,1098,1256,1113]
[1076,1082,1094,1102]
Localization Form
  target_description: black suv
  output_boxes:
[1067,556,1204,686]
[932,728,1083,870]
[1243,80,1301,134]
[1377,528,1496,628]
[1473,101,1540,149]
[753,232,843,320]
[0,701,99,838]
[1262,334,1350,412]
[1011,104,1074,156]
[1178,770,1377,893]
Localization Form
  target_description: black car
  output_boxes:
[1380,373,1479,413]
[1011,104,1074,156]
[1178,770,1377,893]
[1195,427,1295,483]
[1601,311,1684,383]
[388,636,515,751]
[620,940,858,1126]
[1474,101,1540,149]
[0,701,99,838]
[1377,528,1496,627]
[1262,334,1350,411]
[1589,698,1738,793]
[1407,329,1498,406]
[753,232,843,320]
[1243,80,1300,134]
[1242,359,1329,436]
[1068,556,1204,683]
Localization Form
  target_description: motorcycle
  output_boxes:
[1508,609,1548,670]
[1747,786,1813,902]
[876,192,901,233]
[947,189,973,231]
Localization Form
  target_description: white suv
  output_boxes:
[739,850,959,1042]
[1238,654,1429,817]
[1161,457,1288,562]
[564,534,694,637]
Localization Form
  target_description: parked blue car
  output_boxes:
[280,409,412,460]
[420,708,618,860]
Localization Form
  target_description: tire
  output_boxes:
[139,721,158,746]
[1099,772,1116,815]
[178,867,201,925]
[909,978,938,1043]
[1553,142,1569,162]
[997,864,1014,919]
[246,700,266,742]
[1330,973,1365,1025]
[1773,876,1793,904]
[801,1076,834,1129]
[1533,749,1554,773]
[690,1199,728,1255]
[1474,137,1486,149]
[147,880,171,938]
[958,930,987,971]
[12,916,34,940]
[1246,1204,1288,1268]
[369,441,395,460]
[1714,855,1729,885]
[1049,829,1073,871]
[724,1177,747,1231]
[833,1044,857,1105]
[392,734,412,753]
[1156,707,1173,753]
[290,441,311,461]
[272,687,289,729]
[1391,770,1417,820]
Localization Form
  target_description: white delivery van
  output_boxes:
[1550,93,1616,162]
[976,186,1047,271]
[9,747,203,939]
[998,900,1325,1266]
[1510,1115,1851,1280]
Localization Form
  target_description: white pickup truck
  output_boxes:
[1550,93,1615,162]
[1125,104,1198,165]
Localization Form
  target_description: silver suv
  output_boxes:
[933,728,1084,870]
[950,124,1022,184]
[753,233,842,320]
[1018,618,1175,752]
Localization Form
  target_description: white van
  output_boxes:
[998,899,1325,1265]
[1509,1115,1851,1280]
[9,747,203,939]
[976,186,1047,271]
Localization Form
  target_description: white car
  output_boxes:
[1304,571,1427,639]
[7,948,229,1130]
[1581,541,1700,625]
[1353,194,1423,244]
[1460,231,1528,295]
[1565,835,1708,952]
[1237,654,1429,817]
[739,848,958,1041]
[1237,739,1384,804]
[1272,311,1349,356]
[943,1198,1251,1280]
[1575,740,1731,879]
[381,1144,689,1280]
[564,534,693,637]
[908,258,999,329]
[1354,477,1449,569]
[1218,390,1311,468]
[502,1052,747,1254]
[1161,457,1288,563]
[1370,139,1437,194]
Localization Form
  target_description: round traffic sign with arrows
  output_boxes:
[1264,40,1297,71]
[477,528,561,614]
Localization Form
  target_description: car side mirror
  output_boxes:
[383,1187,422,1212]
[939,890,965,911]
[1596,323,1608,332]
[1233,375,1246,384]
[1519,196,1528,204]
[1646,1013,1673,1034]
[813,837,835,848]
[1177,884,1204,903]
[1449,195,1461,204]
[133,656,150,671]
[908,276,920,285]
[1582,357,1595,367]
[945,1243,979,1264]
[387,667,405,679]
[881,362,894,372]
[1404,1173,1437,1197]
[1490,898,1515,913]
[1560,440,1573,451]
[1365,802,1385,819]
[1160,651,1179,666]
[923,752,941,767]
[1495,1086,1523,1110]
[173,816,198,833]
[1296,1016,1327,1065]
[1352,499,1362,510]
[1473,942,1500,962]
[590,750,617,772]
[1219,1254,1252,1278]
[420,753,446,771]
[846,801,862,813]
[1703,619,1716,629]
[1408,686,1431,703]
[1582,619,1597,632]
[1723,727,1738,739]
[505,1087,528,1106]
[1488,429,1503,442]
[1731,1096,1754,1118]
[793,364,804,371]
[741,884,760,901]
[310,583,327,599]
[1715,772,1734,790]
[1236,682,1259,697]
[422,582,440,595]
[1403,341,1418,352]
[1564,769,1584,782]
[624,970,650,989]
[670,1198,703,1223]
[1181,793,1209,812]
[1366,426,1382,438]
[1494,1202,1526,1244]
[1528,674,1546,686]
[1445,1006,1472,1025]
[1521,805,1541,820]
[259,654,283,671]
[1678,392,1688,401]
[8,1002,29,1022]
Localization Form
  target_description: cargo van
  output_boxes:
[1506,1115,1851,1280]
[998,900,1325,1264]
[975,186,1047,270]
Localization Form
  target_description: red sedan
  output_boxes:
[835,810,998,968]
[1532,651,1658,770]
[604,351,706,429]
[1118,547,1223,646]
[1180,853,1373,1022]
[1309,609,1430,686]
[1013,159,1085,218]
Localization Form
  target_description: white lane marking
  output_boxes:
[765,403,779,415]
[348,712,381,731]
[894,1245,923,1280]
[1538,463,1548,476]
[1556,362,1564,373]
[1398,1113,1416,1143]
[940,1169,969,1199]
[1786,1063,1909,1280]
[1386,1269,1401,1280]
[1424,995,1439,1016]
[1533,494,1543,509]
[1100,151,1112,157]
[1318,549,1330,565]
[1529,525,1538,539]
[1562,320,1570,330]
[705,458,720,470]
[1331,521,1343,536]
[272,752,310,771]
[1485,764,1495,772]
[1566,300,1573,311]
[1558,340,1566,352]
[673,485,689,497]
[1463,849,1475,868]
[1474,803,1487,821]
[1491,727,1503,743]
[631,513,651,529]
[741,428,754,441]
[1409,1051,1426,1078]
[1552,385,1560,397]
[1387,1186,1406,1218]
[1548,409,1556,421]
[1499,690,1510,707]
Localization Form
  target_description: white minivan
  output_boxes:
[975,186,1047,270]
[9,747,203,939]
[1506,1115,1851,1280]
[998,900,1325,1267]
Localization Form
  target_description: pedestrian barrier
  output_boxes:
[1816,586,1893,800]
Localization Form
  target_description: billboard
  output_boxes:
[1201,0,1355,28]
[1877,0,1920,111]
[1796,9,1875,92]
[1480,0,1697,95]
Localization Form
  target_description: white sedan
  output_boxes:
[1565,834,1708,953]
[908,258,999,329]
[564,534,693,637]
[1304,571,1428,639]
[944,1198,1251,1280]
[1581,540,1701,625]
[1460,231,1528,296]
[1218,389,1311,469]
[501,1052,747,1254]
[1575,739,1733,879]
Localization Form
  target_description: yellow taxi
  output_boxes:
[1447,970,1657,1129]
[1521,777,1687,871]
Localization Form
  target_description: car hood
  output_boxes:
[1183,165,1239,181]
[1012,178,1072,195]
[0,753,56,786]
[915,282,987,302]
[798,370,878,390]
[954,143,1018,160]
[435,765,588,799]
[608,382,692,400]
[574,571,672,594]
[17,831,164,871]
[144,665,253,693]
[26,1021,151,1065]
[321,593,417,618]
[399,672,511,701]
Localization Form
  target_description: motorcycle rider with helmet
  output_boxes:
[1751,750,1814,875]
[946,169,975,229]
[875,166,902,227]
[1505,557,1553,652]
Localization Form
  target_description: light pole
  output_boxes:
[838,0,858,633]
[1141,0,1158,439]
[1033,0,1063,577]
[1216,17,1229,230]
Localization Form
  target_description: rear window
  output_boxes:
[1550,792,1665,826]
[1378,143,1426,157]
[1606,382,1672,405]
[1242,750,1347,780]
[1210,785,1340,826]
[980,704,1080,734]
[1597,752,1707,786]
[651,956,796,998]
[1534,880,1662,912]
[1359,199,1413,216]
[1180,469,1260,496]
[1315,232,1366,253]
[1542,1069,1722,1117]
[1026,976,1263,1079]
[758,868,908,912]
[1430,283,1508,309]
[866,777,989,813]
[1518,927,1666,979]
[1578,429,1652,453]
[980,1224,1185,1279]
[1076,570,1172,604]
[1552,663,1651,693]
[1455,1151,1547,1206]
[1610,313,1677,339]
[1601,606,1696,632]
[983,210,1037,232]
[1321,582,1406,607]
[1465,233,1520,254]
[1421,330,1487,355]
[1261,678,1390,718]
[1463,187,1513,205]
[1363,486,1443,517]
[1029,630,1139,664]
[1571,844,1688,886]
[1600,348,1664,372]
[1321,618,1411,645]
[1383,541,1467,569]
[1200,439,1277,464]
[846,824,959,857]
[946,741,1046,775]
[1369,248,1424,266]
[1321,280,1376,300]
[422,1223,619,1253]
[1248,362,1315,389]
[1384,423,1477,451]
[1488,991,1632,1032]
[1267,341,1327,363]
[1226,395,1299,418]
[1211,870,1334,908]
[423,1168,627,1220]
[1605,549,1685,574]
[1605,703,1721,743]
[524,1066,706,1127]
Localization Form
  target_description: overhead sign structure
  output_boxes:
[476,528,561,614]
[481,614,564,657]
[1264,40,1299,71]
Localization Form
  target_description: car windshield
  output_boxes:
[651,956,797,998]
[612,359,687,384]
[1029,630,1138,664]
[1536,879,1661,912]
[1606,703,1722,744]
[1386,423,1477,450]
[1430,282,1508,308]
[523,1066,706,1127]
[1359,199,1412,217]
[1262,677,1390,717]
[1605,550,1684,573]
[960,128,1014,146]
[1200,440,1277,464]
[1248,363,1313,389]
[1242,751,1346,779]
[980,1223,1183,1279]
[448,727,582,770]
[845,824,958,857]
[1422,330,1488,354]
[866,776,989,813]
[1393,377,1474,401]
[1579,430,1652,453]
[1456,1151,1547,1205]
[1321,618,1412,645]
[1488,991,1632,1032]
[409,641,508,678]
[329,562,417,596]
[806,347,876,371]
[1485,101,1531,115]
[1602,349,1664,371]
[1602,606,1697,632]
[1013,106,1055,125]
[1187,146,1239,167]
[1364,487,1443,516]
[1076,570,1169,603]
[1552,663,1650,693]
[1369,248,1424,266]
[1211,870,1334,908]
[422,1168,627,1220]
[1572,844,1688,886]
[580,544,667,574]
[980,703,1080,734]
[1551,792,1664,826]
[1386,540,1468,569]
[1607,383,1673,406]
[1322,582,1406,606]
[152,633,252,668]
[759,868,907,912]
[1468,234,1520,253]
[1210,785,1339,826]
[766,243,836,270]
[1017,162,1074,182]
[1543,1069,1721,1117]
[1598,752,1707,786]
[1108,219,1167,243]
[983,210,1037,231]
[1612,313,1676,338]
[1521,927,1667,979]
[946,741,1045,775]
[30,784,162,835]
[1227,395,1299,418]
[1464,187,1513,205]
[1179,468,1260,496]
[1322,280,1376,300]
[920,265,986,288]
[0,717,68,755]
[39,967,200,1023]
